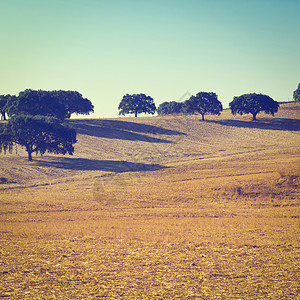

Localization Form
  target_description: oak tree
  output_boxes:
[118,93,156,117]
[183,92,222,121]
[7,89,67,120]
[0,115,77,161]
[229,93,279,121]
[51,90,94,118]
[293,83,300,102]
[157,101,184,115]
[6,89,94,119]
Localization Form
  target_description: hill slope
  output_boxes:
[0,102,299,299]
[1,102,299,187]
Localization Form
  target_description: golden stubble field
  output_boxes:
[0,103,299,299]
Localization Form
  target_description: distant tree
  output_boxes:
[6,89,93,119]
[7,89,67,120]
[182,92,222,121]
[293,83,300,102]
[0,114,77,161]
[0,94,11,120]
[118,93,156,117]
[157,101,184,115]
[51,90,94,118]
[229,93,279,121]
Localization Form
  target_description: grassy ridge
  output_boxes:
[0,103,299,298]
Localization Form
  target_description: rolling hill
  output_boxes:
[0,102,299,298]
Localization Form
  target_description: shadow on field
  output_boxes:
[35,158,167,172]
[69,119,185,143]
[210,118,300,131]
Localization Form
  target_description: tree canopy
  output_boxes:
[6,89,93,119]
[157,101,184,115]
[182,92,222,121]
[0,115,77,161]
[0,94,10,120]
[118,93,156,117]
[229,93,279,121]
[51,90,94,118]
[7,89,67,120]
[293,83,300,102]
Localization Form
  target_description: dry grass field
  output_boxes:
[0,103,299,299]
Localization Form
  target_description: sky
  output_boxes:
[1,0,299,118]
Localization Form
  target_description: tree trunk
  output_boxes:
[135,111,138,117]
[201,113,205,121]
[252,112,257,121]
[27,151,33,161]
[26,145,33,161]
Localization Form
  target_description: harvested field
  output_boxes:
[0,103,299,299]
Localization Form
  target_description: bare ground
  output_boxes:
[0,103,299,299]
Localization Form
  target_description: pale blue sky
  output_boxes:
[1,0,299,117]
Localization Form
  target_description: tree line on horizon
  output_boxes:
[0,83,299,161]
[118,83,299,120]
[119,91,281,121]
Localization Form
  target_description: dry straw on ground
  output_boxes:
[0,103,299,299]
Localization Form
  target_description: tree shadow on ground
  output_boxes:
[34,158,167,172]
[209,118,300,131]
[69,119,185,143]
